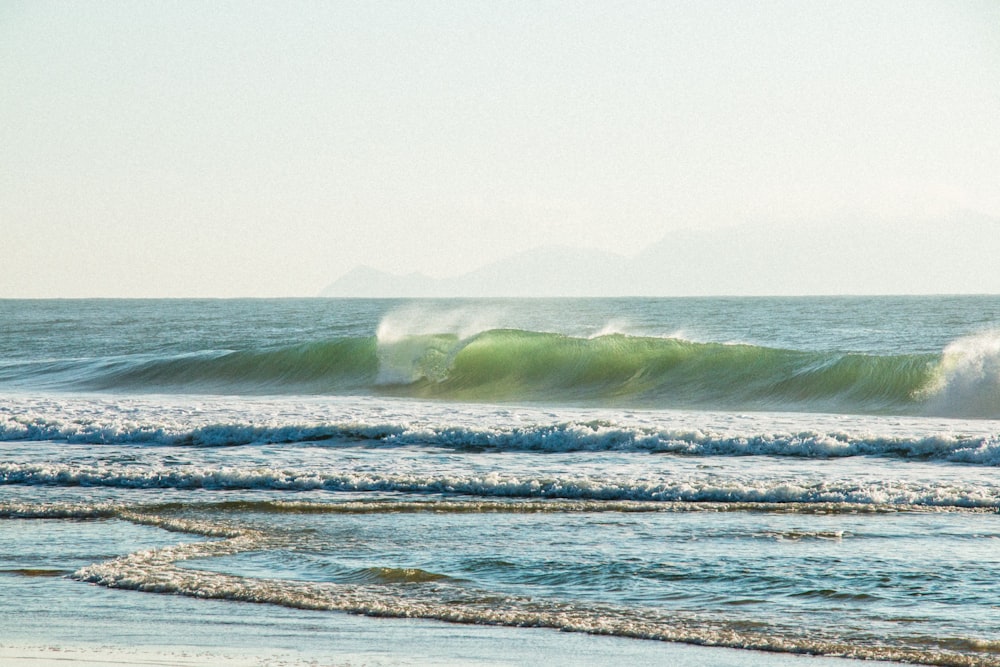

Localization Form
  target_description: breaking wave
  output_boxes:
[3,328,999,418]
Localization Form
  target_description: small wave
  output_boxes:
[139,499,956,517]
[754,529,846,541]
[0,502,119,519]
[3,413,998,465]
[0,568,68,577]
[3,464,997,508]
[348,566,455,585]
[4,500,969,532]
[789,589,878,601]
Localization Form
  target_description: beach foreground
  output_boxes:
[2,534,909,667]
[3,607,910,667]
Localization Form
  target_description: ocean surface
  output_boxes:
[2,297,999,665]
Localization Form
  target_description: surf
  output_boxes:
[2,326,998,419]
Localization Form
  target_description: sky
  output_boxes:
[2,0,999,297]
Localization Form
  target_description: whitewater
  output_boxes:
[2,296,999,666]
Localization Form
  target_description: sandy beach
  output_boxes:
[3,565,910,666]
[2,613,912,667]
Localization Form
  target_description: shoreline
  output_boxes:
[2,612,912,667]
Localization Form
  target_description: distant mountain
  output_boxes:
[321,213,1000,297]
[629,214,1000,296]
[320,246,630,297]
[321,265,442,298]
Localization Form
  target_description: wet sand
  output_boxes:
[3,610,910,667]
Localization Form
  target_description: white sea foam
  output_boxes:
[924,330,1000,419]
[373,305,507,384]
[375,304,509,343]
[588,319,633,338]
[3,462,997,508]
[3,411,998,466]
[56,500,1000,667]
[3,394,999,465]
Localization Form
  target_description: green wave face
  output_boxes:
[412,331,939,412]
[53,329,996,417]
[89,337,381,393]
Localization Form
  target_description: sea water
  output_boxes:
[1,297,998,665]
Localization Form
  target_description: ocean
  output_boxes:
[1,296,998,666]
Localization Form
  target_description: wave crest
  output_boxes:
[4,327,999,418]
[922,331,1000,418]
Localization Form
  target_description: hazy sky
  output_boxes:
[3,0,999,297]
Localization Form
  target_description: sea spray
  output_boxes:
[6,330,972,414]
[922,330,1000,418]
